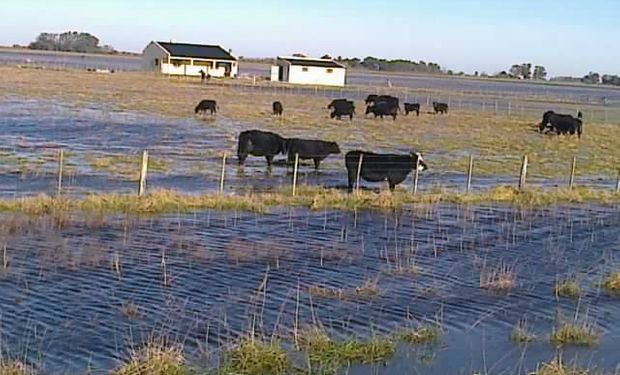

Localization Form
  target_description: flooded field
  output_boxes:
[0,98,617,199]
[1,204,619,374]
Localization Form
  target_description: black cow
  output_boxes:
[366,101,398,120]
[195,99,218,115]
[237,130,287,166]
[366,95,400,112]
[404,103,420,116]
[329,100,355,121]
[432,102,448,114]
[273,101,283,116]
[345,150,428,191]
[539,111,583,138]
[284,138,341,169]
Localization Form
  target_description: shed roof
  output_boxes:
[278,56,345,68]
[156,42,236,61]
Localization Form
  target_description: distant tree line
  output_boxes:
[324,56,447,74]
[28,31,116,54]
[493,63,547,80]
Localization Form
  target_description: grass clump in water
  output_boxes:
[550,320,599,347]
[112,342,188,375]
[480,263,517,293]
[511,319,536,344]
[602,272,620,294]
[0,360,32,375]
[534,359,592,375]
[221,336,290,375]
[395,324,442,345]
[555,279,582,299]
[297,327,395,367]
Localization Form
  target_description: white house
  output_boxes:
[271,56,346,87]
[142,41,238,78]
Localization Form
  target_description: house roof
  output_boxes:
[156,41,236,61]
[278,56,345,68]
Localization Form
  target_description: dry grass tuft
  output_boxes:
[480,263,517,293]
[395,324,442,345]
[550,320,600,347]
[511,319,536,344]
[112,342,187,375]
[555,279,582,299]
[534,359,592,375]
[0,360,33,375]
[602,272,620,294]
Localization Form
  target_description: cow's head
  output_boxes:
[410,151,428,171]
[540,111,554,132]
[329,142,341,154]
[365,106,373,115]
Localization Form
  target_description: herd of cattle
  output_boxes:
[237,129,427,191]
[193,96,584,191]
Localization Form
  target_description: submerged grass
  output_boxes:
[0,186,618,216]
[395,324,442,345]
[534,359,593,375]
[511,320,536,344]
[551,320,600,347]
[480,263,517,293]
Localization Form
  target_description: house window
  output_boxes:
[154,58,159,66]
[302,67,309,72]
[326,68,334,73]
[170,58,191,66]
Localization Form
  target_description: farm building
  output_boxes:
[271,56,346,87]
[142,41,238,78]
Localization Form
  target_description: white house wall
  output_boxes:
[287,65,345,87]
[160,60,238,77]
[142,42,168,71]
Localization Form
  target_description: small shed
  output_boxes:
[272,56,346,87]
[142,41,238,78]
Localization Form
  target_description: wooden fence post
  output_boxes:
[292,153,299,196]
[569,156,576,190]
[518,155,528,190]
[413,157,420,195]
[466,155,474,193]
[56,149,64,196]
[616,169,620,194]
[355,153,363,195]
[138,150,148,197]
[219,152,227,194]
[508,101,512,116]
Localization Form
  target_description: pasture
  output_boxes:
[0,65,620,374]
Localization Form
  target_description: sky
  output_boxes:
[2,0,619,77]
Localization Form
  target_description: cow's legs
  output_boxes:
[313,158,321,170]
[347,167,357,192]
[237,153,247,166]
[266,155,274,166]
[388,181,396,191]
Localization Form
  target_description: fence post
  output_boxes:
[138,150,149,197]
[292,153,299,196]
[219,152,227,194]
[355,154,363,195]
[56,149,64,196]
[569,156,576,190]
[466,155,474,193]
[508,101,512,116]
[616,169,620,194]
[518,155,528,190]
[495,100,498,114]
[413,158,420,195]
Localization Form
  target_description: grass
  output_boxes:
[296,326,395,368]
[395,324,442,345]
[511,320,536,344]
[220,337,290,375]
[602,272,620,294]
[0,361,32,375]
[88,154,169,180]
[550,320,600,347]
[0,186,619,217]
[112,342,189,375]
[534,359,593,375]
[555,279,582,299]
[480,263,517,293]
[308,277,381,300]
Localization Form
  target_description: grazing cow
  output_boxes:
[237,129,287,166]
[345,150,428,191]
[366,95,400,112]
[432,102,448,114]
[195,99,218,115]
[404,103,421,116]
[284,138,341,169]
[329,100,355,121]
[273,101,283,116]
[365,101,398,120]
[539,111,583,138]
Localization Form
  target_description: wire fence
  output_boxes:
[2,147,618,200]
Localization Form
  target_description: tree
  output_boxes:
[533,65,547,80]
[28,31,115,54]
[509,63,532,79]
[320,54,332,60]
[581,72,600,84]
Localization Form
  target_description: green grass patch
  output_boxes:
[87,154,169,180]
[395,324,442,345]
[534,360,593,375]
[220,337,290,375]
